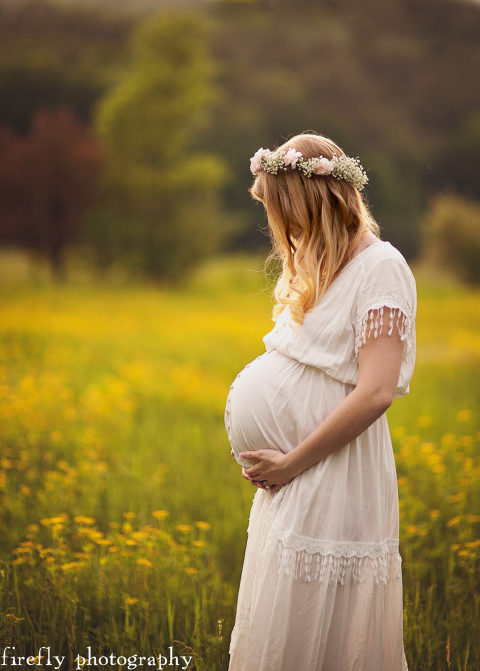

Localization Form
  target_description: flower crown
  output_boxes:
[250,146,368,191]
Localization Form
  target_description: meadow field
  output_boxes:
[0,251,479,671]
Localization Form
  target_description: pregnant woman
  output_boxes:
[224,132,416,671]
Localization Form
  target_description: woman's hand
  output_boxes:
[239,449,296,494]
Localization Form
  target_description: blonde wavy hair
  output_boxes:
[249,131,380,327]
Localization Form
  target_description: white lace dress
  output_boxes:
[224,240,416,671]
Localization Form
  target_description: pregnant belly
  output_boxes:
[225,349,351,468]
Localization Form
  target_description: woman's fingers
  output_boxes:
[243,462,261,477]
[242,467,265,488]
[238,451,258,460]
[242,463,265,482]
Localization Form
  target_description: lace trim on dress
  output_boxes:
[353,302,414,364]
[263,520,403,585]
[246,492,403,586]
[246,483,403,587]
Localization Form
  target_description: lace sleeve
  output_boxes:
[354,304,413,358]
[352,255,417,390]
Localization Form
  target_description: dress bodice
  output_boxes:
[262,240,417,397]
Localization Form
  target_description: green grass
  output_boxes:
[0,251,478,670]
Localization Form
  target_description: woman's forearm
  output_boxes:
[284,386,392,479]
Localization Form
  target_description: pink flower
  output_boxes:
[314,157,334,175]
[283,147,303,167]
[250,147,270,175]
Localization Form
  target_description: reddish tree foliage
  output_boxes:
[0,107,103,279]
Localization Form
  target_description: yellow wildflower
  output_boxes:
[41,515,67,526]
[432,463,446,474]
[420,442,435,455]
[38,547,54,556]
[74,516,96,525]
[442,434,456,447]
[61,562,81,571]
[152,510,169,520]
[13,547,33,554]
[137,558,153,568]
[131,531,147,540]
[447,516,461,527]
[195,521,211,530]
[447,493,463,503]
[456,410,471,423]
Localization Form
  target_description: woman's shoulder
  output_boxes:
[358,239,416,283]
[354,239,417,313]
[361,238,407,264]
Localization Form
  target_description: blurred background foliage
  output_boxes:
[0,0,479,282]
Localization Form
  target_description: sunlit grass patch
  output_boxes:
[0,253,479,669]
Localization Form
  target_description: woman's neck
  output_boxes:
[337,231,378,271]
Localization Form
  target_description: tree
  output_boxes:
[421,192,480,285]
[93,9,229,281]
[0,108,103,279]
[0,0,131,133]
